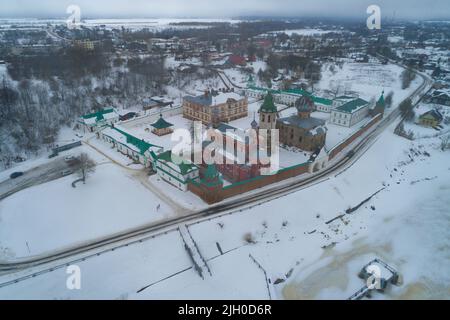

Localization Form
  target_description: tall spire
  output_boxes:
[251,111,258,129]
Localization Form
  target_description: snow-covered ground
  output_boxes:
[0,160,173,260]
[317,60,422,112]
[265,29,344,37]
[1,118,448,299]
[83,18,241,31]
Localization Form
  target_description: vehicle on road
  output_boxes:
[64,156,76,162]
[61,170,73,176]
[9,172,24,179]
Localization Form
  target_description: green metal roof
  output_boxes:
[336,98,369,113]
[82,108,114,122]
[157,150,197,175]
[284,88,312,96]
[313,96,333,106]
[260,92,277,113]
[111,126,162,155]
[151,114,174,129]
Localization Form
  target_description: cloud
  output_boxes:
[0,0,449,20]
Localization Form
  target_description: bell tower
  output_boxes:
[258,92,278,155]
[259,92,278,130]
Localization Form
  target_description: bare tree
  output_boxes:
[77,153,96,183]
[401,68,416,90]
[441,135,450,151]
[385,91,394,108]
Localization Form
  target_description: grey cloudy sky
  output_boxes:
[1,0,449,20]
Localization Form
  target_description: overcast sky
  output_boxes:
[1,0,449,20]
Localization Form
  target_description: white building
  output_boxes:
[99,125,163,168]
[244,87,333,110]
[155,151,200,191]
[78,108,120,133]
[330,98,370,127]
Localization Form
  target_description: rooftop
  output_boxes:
[102,125,162,155]
[278,115,326,133]
[157,150,198,175]
[81,108,118,124]
[336,98,369,113]
[184,92,244,107]
[151,114,174,129]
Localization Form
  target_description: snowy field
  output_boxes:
[318,60,422,112]
[0,161,173,260]
[83,18,241,31]
[0,18,241,32]
[262,28,344,37]
[0,230,193,299]
[1,118,449,299]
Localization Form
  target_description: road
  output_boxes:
[0,158,80,201]
[0,58,433,276]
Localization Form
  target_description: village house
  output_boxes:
[418,109,443,127]
[227,54,247,66]
[276,95,327,152]
[330,98,370,127]
[151,114,174,136]
[99,125,163,167]
[427,90,450,106]
[183,90,248,127]
[155,150,199,191]
[78,108,120,133]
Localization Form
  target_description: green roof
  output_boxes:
[284,88,312,96]
[260,92,277,113]
[82,108,114,122]
[313,96,333,106]
[111,126,162,155]
[151,114,174,129]
[201,164,223,186]
[376,92,385,108]
[157,150,197,175]
[336,98,369,113]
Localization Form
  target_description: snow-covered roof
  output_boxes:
[184,92,245,107]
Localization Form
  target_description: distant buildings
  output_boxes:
[244,86,333,110]
[73,40,96,51]
[227,54,247,66]
[183,90,248,127]
[276,96,327,151]
[330,98,370,127]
